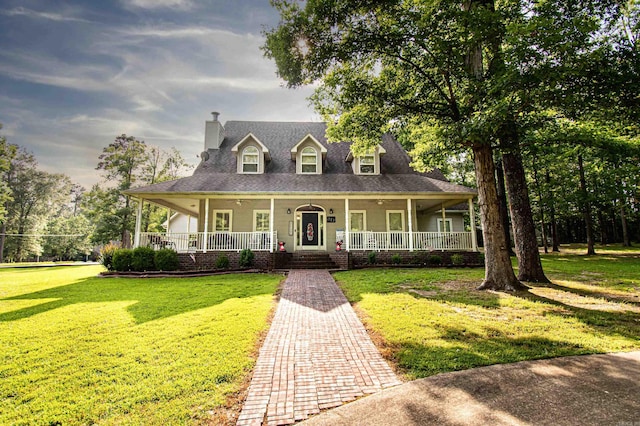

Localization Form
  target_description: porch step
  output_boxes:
[285,253,339,270]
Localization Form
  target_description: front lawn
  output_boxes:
[0,265,281,425]
[334,250,640,380]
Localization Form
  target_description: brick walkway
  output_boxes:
[236,270,401,426]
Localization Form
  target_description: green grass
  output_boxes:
[0,266,281,425]
[334,251,640,380]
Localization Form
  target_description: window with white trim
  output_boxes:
[254,210,270,232]
[214,210,232,232]
[349,211,366,231]
[437,218,452,233]
[301,147,317,173]
[242,146,259,173]
[359,154,375,174]
[386,210,405,232]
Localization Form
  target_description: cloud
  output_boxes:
[120,26,223,38]
[0,1,316,187]
[121,0,192,10]
[1,7,91,23]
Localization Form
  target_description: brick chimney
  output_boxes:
[204,111,224,150]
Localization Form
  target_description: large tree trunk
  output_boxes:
[495,155,515,256]
[473,143,525,291]
[578,155,596,255]
[545,171,560,252]
[501,137,549,283]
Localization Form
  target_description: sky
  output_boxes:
[0,0,317,187]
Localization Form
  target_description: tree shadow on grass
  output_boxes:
[408,288,503,309]
[0,274,279,324]
[395,329,591,379]
[528,281,640,308]
[512,287,640,343]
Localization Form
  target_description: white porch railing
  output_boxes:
[139,231,277,252]
[337,231,473,251]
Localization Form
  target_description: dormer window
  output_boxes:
[291,134,326,174]
[301,147,317,173]
[359,154,375,174]
[231,133,270,174]
[346,145,386,175]
[242,146,259,173]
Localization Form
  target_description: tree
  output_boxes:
[1,146,70,262]
[138,145,192,232]
[0,126,17,261]
[0,126,17,223]
[264,0,554,290]
[523,118,640,252]
[96,135,147,246]
[89,136,192,245]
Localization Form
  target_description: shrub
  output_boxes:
[99,243,119,271]
[428,254,442,266]
[478,253,485,264]
[391,253,402,265]
[367,251,377,265]
[112,249,133,272]
[131,246,156,272]
[215,254,230,269]
[451,253,464,266]
[155,249,180,271]
[239,249,254,268]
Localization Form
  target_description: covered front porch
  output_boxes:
[131,194,478,254]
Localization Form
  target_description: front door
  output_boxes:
[301,213,319,247]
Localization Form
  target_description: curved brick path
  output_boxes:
[236,270,401,426]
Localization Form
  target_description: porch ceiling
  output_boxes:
[146,198,200,217]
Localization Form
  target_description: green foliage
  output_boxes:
[112,248,133,272]
[391,254,402,265]
[0,129,17,223]
[367,251,377,265]
[99,243,119,271]
[0,266,280,425]
[239,249,255,268]
[451,254,465,265]
[428,255,442,266]
[154,249,180,271]
[215,254,230,269]
[43,214,94,261]
[1,146,71,261]
[131,246,156,272]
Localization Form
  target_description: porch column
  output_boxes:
[134,198,143,248]
[166,208,171,234]
[203,199,209,252]
[468,197,478,251]
[344,198,350,251]
[407,198,414,252]
[187,215,191,234]
[442,202,447,225]
[270,198,275,252]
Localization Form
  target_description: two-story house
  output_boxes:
[124,113,478,270]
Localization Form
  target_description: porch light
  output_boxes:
[377,200,384,205]
[329,208,333,214]
[287,208,291,214]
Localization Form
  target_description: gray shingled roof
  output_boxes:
[126,121,476,196]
